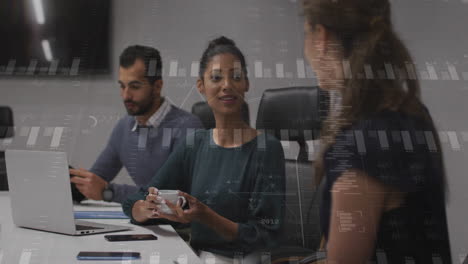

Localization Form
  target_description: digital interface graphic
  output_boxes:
[1,0,467,263]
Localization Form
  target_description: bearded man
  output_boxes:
[70,45,202,203]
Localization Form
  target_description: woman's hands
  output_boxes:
[131,187,209,224]
[155,191,209,224]
[131,187,239,241]
[131,187,162,223]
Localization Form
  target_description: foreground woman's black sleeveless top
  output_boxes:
[321,110,452,264]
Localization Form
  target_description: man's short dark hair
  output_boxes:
[119,45,162,84]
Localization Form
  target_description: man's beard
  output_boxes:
[124,91,155,116]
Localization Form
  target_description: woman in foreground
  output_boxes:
[302,0,452,263]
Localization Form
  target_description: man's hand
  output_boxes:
[70,168,108,201]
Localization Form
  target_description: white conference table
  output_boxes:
[0,192,202,264]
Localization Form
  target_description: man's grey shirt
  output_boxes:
[89,104,203,203]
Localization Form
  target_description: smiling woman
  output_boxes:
[123,36,286,263]
[196,37,250,129]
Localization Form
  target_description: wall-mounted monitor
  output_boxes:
[0,0,112,76]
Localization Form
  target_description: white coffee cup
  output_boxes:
[157,190,187,214]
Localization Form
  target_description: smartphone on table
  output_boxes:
[77,251,140,260]
[104,234,158,242]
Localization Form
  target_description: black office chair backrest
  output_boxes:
[256,86,327,249]
[0,106,14,139]
[191,101,250,129]
[0,106,13,191]
[0,151,6,191]
[256,86,327,161]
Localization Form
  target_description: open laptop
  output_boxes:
[5,149,131,235]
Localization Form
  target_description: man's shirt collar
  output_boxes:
[131,98,171,132]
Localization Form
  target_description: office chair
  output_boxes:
[0,106,14,191]
[256,87,328,263]
[191,101,250,129]
[0,106,13,139]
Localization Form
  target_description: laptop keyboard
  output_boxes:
[75,224,104,231]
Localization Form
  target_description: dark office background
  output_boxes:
[1,0,467,261]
